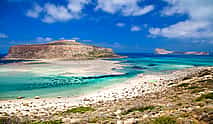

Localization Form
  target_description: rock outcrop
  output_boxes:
[155,48,174,55]
[5,40,119,60]
[155,48,209,55]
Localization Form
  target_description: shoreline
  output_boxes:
[0,55,127,61]
[81,66,213,103]
[0,66,212,120]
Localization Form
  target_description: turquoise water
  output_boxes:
[0,54,213,99]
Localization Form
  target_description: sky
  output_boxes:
[0,0,213,53]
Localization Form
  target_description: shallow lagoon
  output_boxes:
[0,54,213,99]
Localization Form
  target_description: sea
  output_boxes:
[0,53,213,100]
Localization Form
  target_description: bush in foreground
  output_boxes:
[64,106,95,114]
[151,116,176,124]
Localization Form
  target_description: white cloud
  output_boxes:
[161,6,184,16]
[149,0,213,40]
[68,0,90,13]
[149,21,213,38]
[35,37,52,42]
[0,33,8,38]
[96,0,154,16]
[42,3,73,23]
[131,5,154,16]
[116,22,125,27]
[26,0,90,23]
[26,0,154,23]
[161,0,213,21]
[131,26,141,32]
[26,3,43,18]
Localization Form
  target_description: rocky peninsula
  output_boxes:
[5,40,119,60]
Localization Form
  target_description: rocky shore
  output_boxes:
[0,66,212,124]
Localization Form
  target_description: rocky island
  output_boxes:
[5,40,119,60]
[155,48,209,55]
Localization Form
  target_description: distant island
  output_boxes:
[5,40,119,60]
[155,48,209,55]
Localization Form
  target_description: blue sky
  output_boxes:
[1,0,213,53]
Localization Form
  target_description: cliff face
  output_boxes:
[5,40,118,60]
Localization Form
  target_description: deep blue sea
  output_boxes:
[0,53,213,100]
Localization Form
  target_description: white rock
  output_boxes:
[62,118,71,124]
[124,118,136,124]
[114,109,122,115]
[70,118,81,124]
[117,120,124,124]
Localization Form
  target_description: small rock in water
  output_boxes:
[17,96,24,99]
[34,96,40,99]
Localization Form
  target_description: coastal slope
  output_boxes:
[5,40,119,60]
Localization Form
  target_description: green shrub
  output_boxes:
[0,117,32,124]
[195,93,213,101]
[191,89,204,94]
[177,83,189,87]
[197,79,213,83]
[122,106,155,115]
[151,116,176,124]
[65,106,95,113]
[32,120,63,124]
